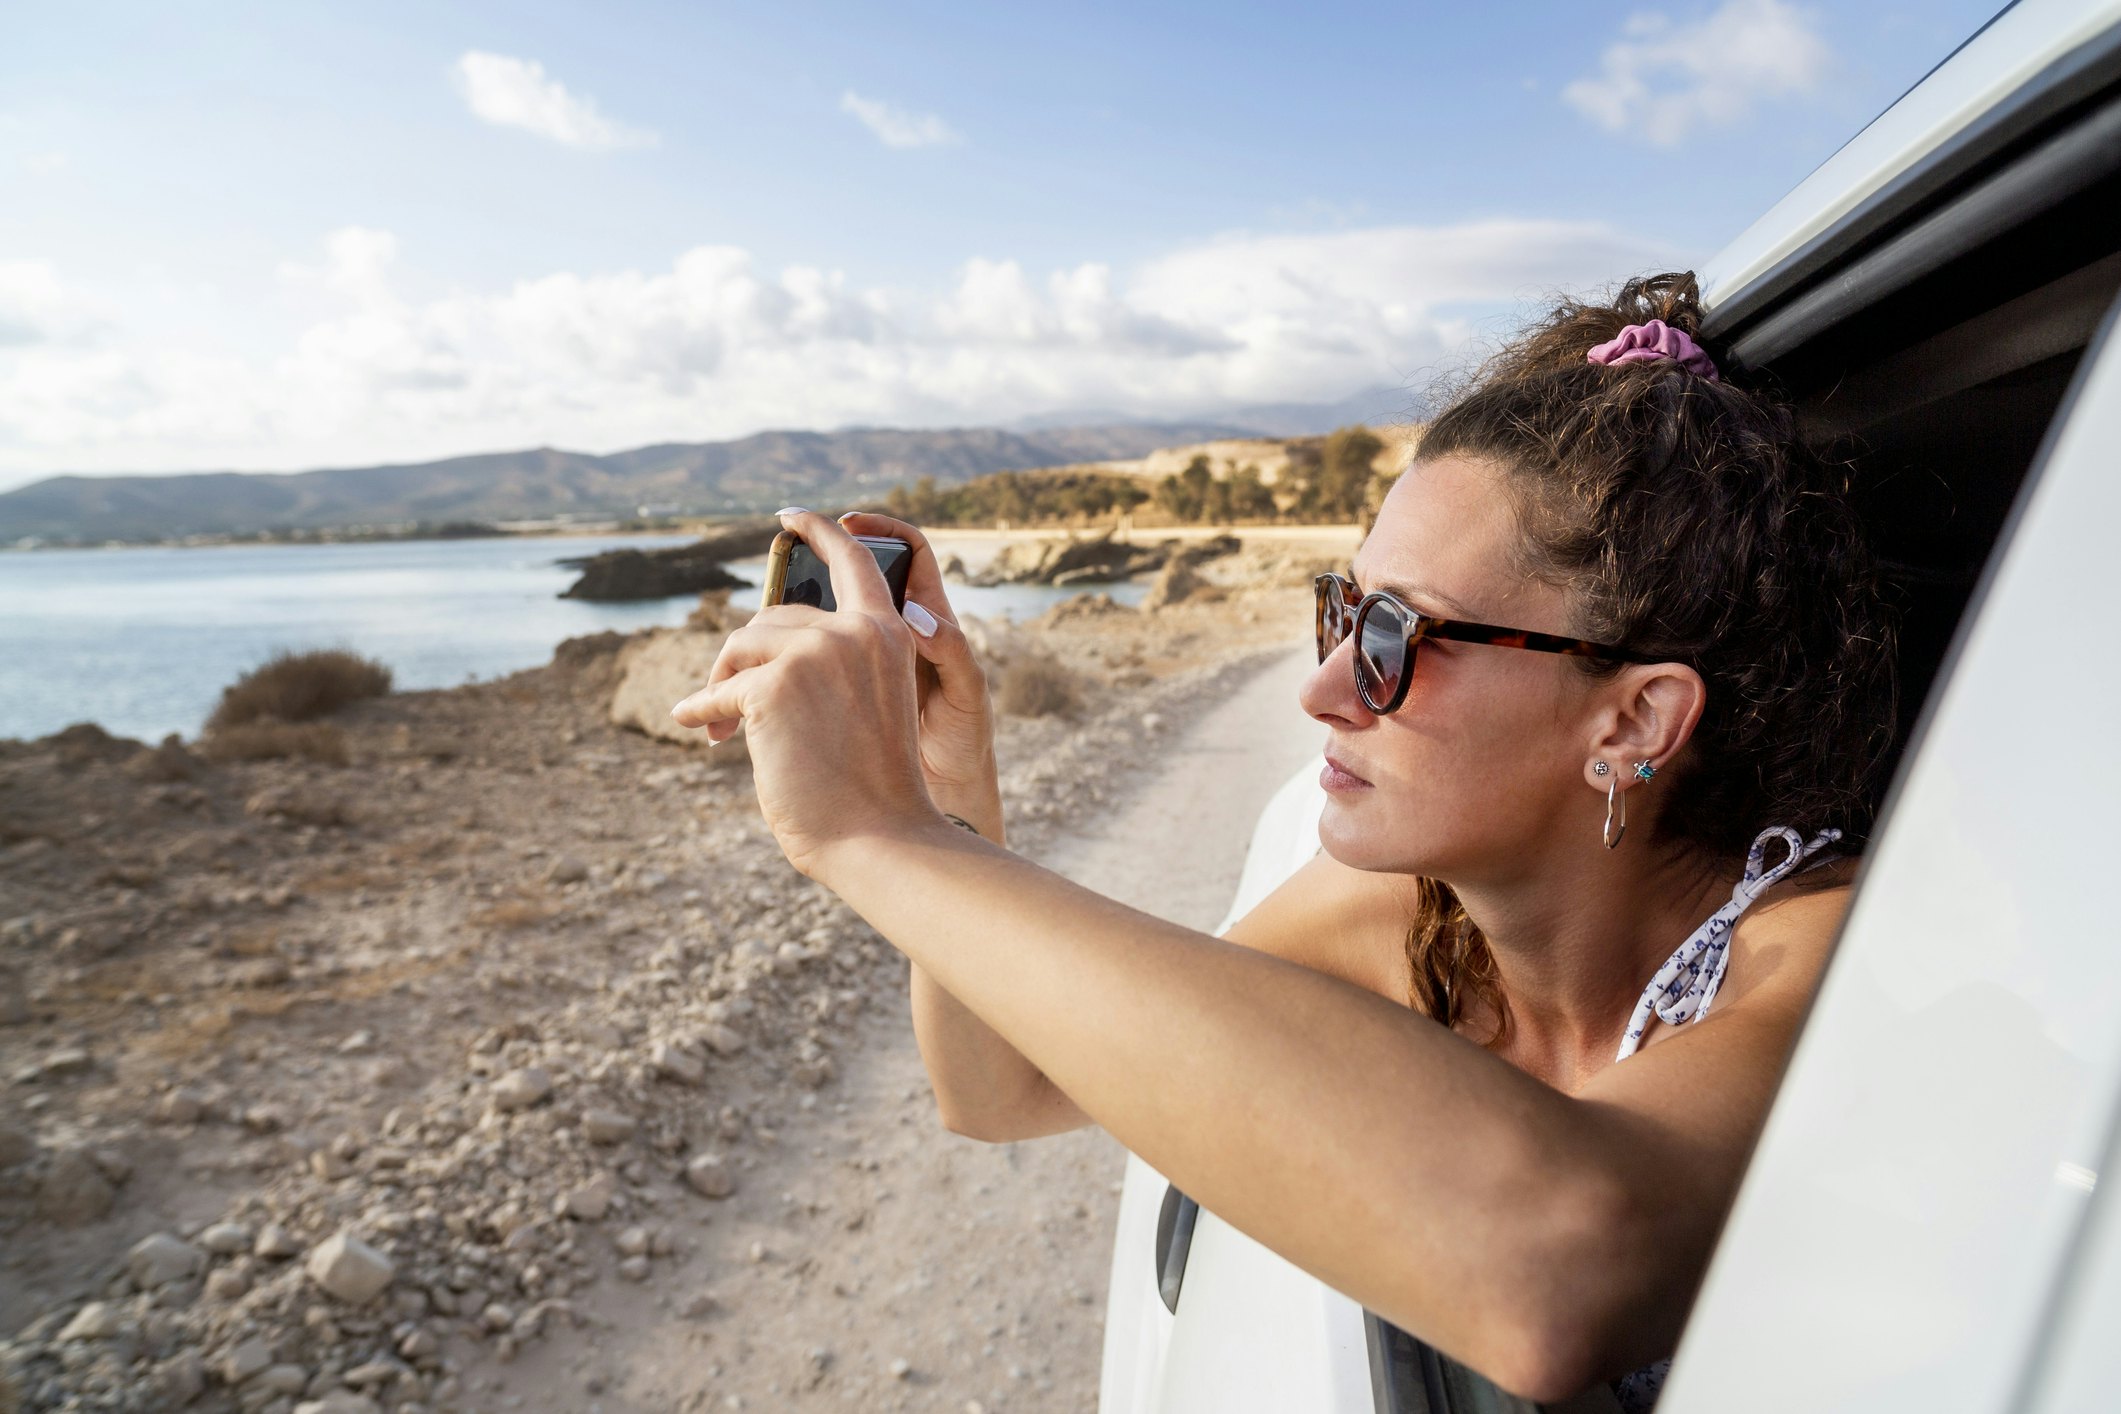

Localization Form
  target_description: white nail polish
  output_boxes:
[902,601,938,637]
[776,506,808,516]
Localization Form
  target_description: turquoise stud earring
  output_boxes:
[1633,759,1657,782]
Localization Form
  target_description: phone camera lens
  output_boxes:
[789,580,823,608]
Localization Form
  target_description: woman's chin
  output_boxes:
[1317,799,1391,870]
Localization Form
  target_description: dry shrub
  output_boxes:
[996,654,1085,718]
[202,720,350,766]
[206,649,392,732]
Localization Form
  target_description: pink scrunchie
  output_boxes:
[1585,319,1720,381]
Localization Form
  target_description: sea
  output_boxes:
[0,535,1150,743]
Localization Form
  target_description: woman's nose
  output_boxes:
[1299,636,1374,729]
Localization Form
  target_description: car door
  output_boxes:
[1659,288,2121,1413]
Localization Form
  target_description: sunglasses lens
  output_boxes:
[1355,599,1410,709]
[1315,578,1352,662]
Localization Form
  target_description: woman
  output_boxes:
[672,273,1898,1408]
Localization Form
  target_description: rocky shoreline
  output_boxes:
[0,533,1349,1414]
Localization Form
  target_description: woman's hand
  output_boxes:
[836,512,1003,843]
[670,510,964,879]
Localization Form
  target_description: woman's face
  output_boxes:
[1300,454,1602,882]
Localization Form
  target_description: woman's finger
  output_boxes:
[838,511,955,625]
[668,662,761,740]
[900,600,987,713]
[776,509,894,617]
[701,612,824,691]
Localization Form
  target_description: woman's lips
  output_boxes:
[1320,752,1372,793]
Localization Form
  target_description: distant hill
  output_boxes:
[0,422,1266,543]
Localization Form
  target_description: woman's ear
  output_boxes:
[1582,662,1706,786]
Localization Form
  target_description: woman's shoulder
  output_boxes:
[1221,851,1417,1004]
[1717,854,1861,1014]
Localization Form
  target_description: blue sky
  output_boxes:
[0,0,2001,488]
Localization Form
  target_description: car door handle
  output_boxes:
[1154,1182,1200,1313]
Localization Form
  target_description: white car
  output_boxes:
[1100,1,2121,1409]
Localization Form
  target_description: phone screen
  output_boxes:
[776,535,914,612]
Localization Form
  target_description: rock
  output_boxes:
[490,1067,553,1112]
[579,1108,636,1145]
[888,1356,913,1380]
[199,1220,254,1255]
[57,1301,123,1341]
[562,1174,615,1222]
[255,1364,311,1395]
[545,855,589,885]
[683,1153,736,1199]
[1142,555,1219,611]
[0,1120,34,1169]
[615,1226,650,1258]
[617,1255,651,1282]
[127,1232,206,1289]
[227,955,291,988]
[243,784,353,827]
[480,1301,515,1332]
[335,1029,375,1054]
[649,1041,705,1087]
[154,1088,208,1125]
[294,1394,381,1414]
[969,532,1166,587]
[255,1223,300,1260]
[793,1053,836,1090]
[37,1147,117,1225]
[205,1268,250,1301]
[242,1103,288,1134]
[310,1148,355,1181]
[560,545,750,603]
[341,1359,406,1387]
[88,1145,132,1184]
[151,1348,206,1405]
[699,1023,746,1057]
[41,1045,91,1076]
[607,629,749,755]
[306,1231,395,1304]
[220,1337,275,1384]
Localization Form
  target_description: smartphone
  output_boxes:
[762,530,914,613]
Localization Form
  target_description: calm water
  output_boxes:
[0,537,1148,743]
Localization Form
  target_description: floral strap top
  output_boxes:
[1609,824,1843,1413]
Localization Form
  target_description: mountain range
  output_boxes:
[0,389,1410,544]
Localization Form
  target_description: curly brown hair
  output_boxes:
[1403,271,1898,1040]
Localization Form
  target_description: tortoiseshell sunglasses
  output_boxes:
[1314,571,1655,714]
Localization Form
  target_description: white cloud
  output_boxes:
[452,51,657,151]
[0,219,1678,480]
[840,91,962,149]
[1564,0,1831,147]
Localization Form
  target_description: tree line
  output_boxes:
[881,426,1395,528]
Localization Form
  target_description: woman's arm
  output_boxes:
[916,848,1418,1141]
[819,822,1841,1400]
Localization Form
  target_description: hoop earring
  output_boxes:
[1603,777,1626,850]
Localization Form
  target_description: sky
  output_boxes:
[0,0,2003,490]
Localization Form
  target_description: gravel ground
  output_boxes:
[0,534,1350,1414]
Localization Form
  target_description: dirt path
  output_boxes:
[554,647,1323,1414]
